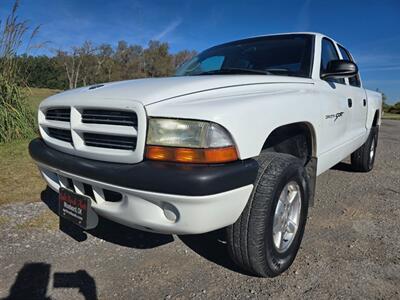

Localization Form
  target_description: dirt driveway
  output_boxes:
[1,120,399,299]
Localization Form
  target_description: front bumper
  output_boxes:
[29,139,258,234]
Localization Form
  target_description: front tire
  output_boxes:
[351,126,379,172]
[227,152,309,277]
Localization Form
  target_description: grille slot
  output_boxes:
[83,133,137,150]
[48,128,72,143]
[58,175,123,203]
[82,109,138,128]
[83,183,95,200]
[46,108,71,122]
[103,189,123,202]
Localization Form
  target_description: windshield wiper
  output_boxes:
[194,68,273,76]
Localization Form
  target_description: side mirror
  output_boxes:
[321,60,358,79]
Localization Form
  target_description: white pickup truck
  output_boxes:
[30,32,382,277]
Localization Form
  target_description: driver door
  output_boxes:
[317,38,352,172]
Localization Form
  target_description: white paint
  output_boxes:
[34,32,383,233]
[39,164,253,235]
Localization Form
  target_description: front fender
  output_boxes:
[146,83,320,160]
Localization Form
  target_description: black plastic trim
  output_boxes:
[29,138,258,196]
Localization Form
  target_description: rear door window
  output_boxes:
[338,45,361,87]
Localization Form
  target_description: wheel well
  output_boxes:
[262,122,315,164]
[372,110,380,127]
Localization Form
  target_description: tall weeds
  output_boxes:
[0,0,38,143]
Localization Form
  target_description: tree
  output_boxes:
[18,55,66,89]
[78,41,97,86]
[173,50,197,69]
[20,39,196,90]
[143,41,174,77]
[96,43,114,82]
[113,41,144,80]
[376,89,390,113]
[56,48,82,89]
[388,101,400,114]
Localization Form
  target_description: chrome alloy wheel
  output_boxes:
[272,181,302,253]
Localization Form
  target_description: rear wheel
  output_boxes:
[227,152,309,277]
[351,127,378,172]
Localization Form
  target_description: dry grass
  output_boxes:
[382,112,400,120]
[0,88,59,206]
[17,210,59,231]
[0,215,9,225]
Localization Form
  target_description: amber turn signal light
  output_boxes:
[145,145,238,164]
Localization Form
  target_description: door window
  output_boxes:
[338,45,361,87]
[320,38,344,84]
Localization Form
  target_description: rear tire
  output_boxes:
[227,152,309,277]
[351,127,378,172]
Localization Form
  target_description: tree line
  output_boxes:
[19,41,197,90]
[380,91,400,114]
[1,1,399,144]
[1,0,199,143]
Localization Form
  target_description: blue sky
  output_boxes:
[1,0,399,103]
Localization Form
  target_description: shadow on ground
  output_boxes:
[41,187,174,248]
[40,187,246,275]
[178,230,251,275]
[2,263,97,300]
[331,161,354,172]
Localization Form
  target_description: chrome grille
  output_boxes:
[46,108,70,122]
[82,109,138,128]
[47,128,72,143]
[83,133,137,150]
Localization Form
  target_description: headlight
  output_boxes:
[146,118,238,163]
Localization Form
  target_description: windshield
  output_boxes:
[176,34,314,78]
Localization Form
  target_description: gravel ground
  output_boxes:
[1,120,399,300]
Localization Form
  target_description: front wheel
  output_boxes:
[351,127,379,172]
[227,152,309,277]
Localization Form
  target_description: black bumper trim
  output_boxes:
[29,138,258,196]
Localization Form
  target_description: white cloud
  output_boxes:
[364,79,400,84]
[362,66,400,72]
[353,53,400,73]
[296,0,312,31]
[152,18,182,41]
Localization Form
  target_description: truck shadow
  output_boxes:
[178,231,252,276]
[41,187,248,275]
[41,187,174,249]
[3,262,97,300]
[332,162,355,172]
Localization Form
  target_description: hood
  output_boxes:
[46,75,313,106]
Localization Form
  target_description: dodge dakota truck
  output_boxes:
[29,32,382,277]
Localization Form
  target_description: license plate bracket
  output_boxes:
[59,187,93,229]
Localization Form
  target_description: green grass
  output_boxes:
[382,112,400,120]
[26,87,60,110]
[0,138,46,205]
[0,88,60,206]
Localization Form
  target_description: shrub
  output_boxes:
[0,76,36,142]
[0,0,38,143]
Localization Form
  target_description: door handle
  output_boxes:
[363,99,367,107]
[348,98,352,108]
